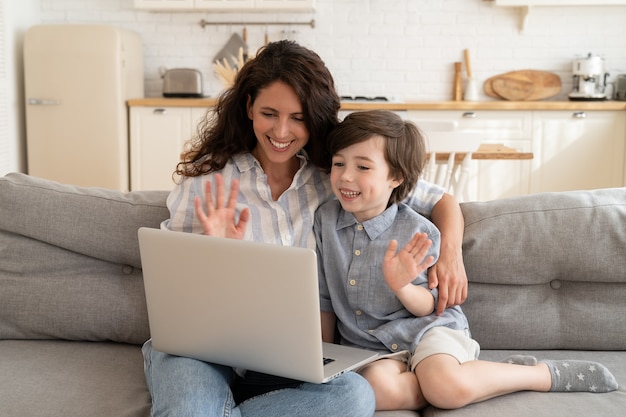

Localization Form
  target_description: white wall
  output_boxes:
[37,0,626,101]
[4,0,625,175]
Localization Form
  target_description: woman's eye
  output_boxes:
[358,165,370,171]
[262,112,275,118]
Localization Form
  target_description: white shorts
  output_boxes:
[409,327,480,371]
[373,327,480,372]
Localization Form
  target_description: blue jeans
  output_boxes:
[142,340,375,417]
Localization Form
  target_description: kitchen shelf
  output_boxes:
[134,0,315,11]
[491,0,626,5]
[199,18,315,29]
[487,0,626,32]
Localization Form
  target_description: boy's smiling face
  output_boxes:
[330,135,403,223]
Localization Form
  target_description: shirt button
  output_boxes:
[354,249,361,256]
[355,310,362,316]
[349,279,356,286]
[284,235,292,242]
[391,343,398,351]
[357,224,363,231]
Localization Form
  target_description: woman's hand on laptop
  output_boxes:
[194,173,250,239]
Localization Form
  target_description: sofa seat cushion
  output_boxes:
[0,340,150,417]
[423,350,626,417]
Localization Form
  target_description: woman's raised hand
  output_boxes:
[194,173,250,239]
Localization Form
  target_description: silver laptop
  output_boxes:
[138,227,379,384]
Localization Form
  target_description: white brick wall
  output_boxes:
[40,0,626,101]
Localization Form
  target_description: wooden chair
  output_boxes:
[423,152,473,202]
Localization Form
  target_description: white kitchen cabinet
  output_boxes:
[130,106,209,191]
[530,110,626,193]
[130,104,626,197]
[134,0,314,11]
[408,110,533,201]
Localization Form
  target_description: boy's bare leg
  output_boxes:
[416,354,617,410]
[416,354,552,409]
[359,358,427,411]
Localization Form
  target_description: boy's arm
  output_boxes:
[428,193,468,315]
[393,285,435,317]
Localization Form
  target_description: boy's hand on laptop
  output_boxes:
[194,173,250,239]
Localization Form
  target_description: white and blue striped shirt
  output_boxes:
[162,151,444,251]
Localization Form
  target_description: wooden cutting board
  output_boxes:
[484,70,561,101]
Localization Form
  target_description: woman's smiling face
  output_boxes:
[247,81,309,168]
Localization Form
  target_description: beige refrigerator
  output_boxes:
[24,24,144,191]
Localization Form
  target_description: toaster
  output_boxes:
[162,68,203,98]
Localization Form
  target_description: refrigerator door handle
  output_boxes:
[28,98,63,105]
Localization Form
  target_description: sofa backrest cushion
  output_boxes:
[460,187,626,350]
[0,173,169,343]
[0,173,169,268]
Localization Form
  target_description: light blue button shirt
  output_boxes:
[315,200,469,354]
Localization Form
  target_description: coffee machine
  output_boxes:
[568,53,609,101]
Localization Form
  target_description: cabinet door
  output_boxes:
[130,107,193,191]
[134,0,194,9]
[531,110,626,193]
[191,107,211,133]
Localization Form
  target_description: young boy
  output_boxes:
[315,110,618,411]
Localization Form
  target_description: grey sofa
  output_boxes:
[1,172,625,417]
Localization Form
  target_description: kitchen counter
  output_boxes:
[128,97,626,197]
[127,98,626,111]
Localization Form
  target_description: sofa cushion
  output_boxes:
[0,340,151,417]
[0,230,150,343]
[0,173,168,343]
[0,173,169,268]
[460,188,626,350]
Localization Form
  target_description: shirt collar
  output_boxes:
[336,204,398,240]
[232,150,309,174]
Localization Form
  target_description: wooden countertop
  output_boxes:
[128,97,626,111]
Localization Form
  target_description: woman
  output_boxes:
[143,40,467,416]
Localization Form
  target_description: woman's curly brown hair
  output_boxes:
[175,40,340,179]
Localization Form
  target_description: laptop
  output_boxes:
[138,227,380,384]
